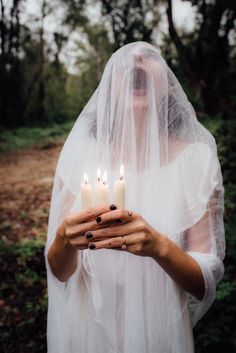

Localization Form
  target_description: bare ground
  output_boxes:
[0,144,62,242]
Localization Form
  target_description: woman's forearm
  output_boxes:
[153,234,205,301]
[47,228,78,282]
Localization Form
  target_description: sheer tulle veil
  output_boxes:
[44,41,225,353]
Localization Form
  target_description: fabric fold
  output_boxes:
[186,251,224,327]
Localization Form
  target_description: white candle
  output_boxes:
[95,169,110,205]
[101,171,110,205]
[95,168,102,205]
[114,164,125,208]
[80,174,93,210]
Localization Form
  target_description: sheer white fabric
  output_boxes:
[44,41,225,353]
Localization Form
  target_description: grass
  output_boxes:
[0,121,74,153]
[0,233,47,353]
[0,116,224,154]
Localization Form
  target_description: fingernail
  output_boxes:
[89,244,96,250]
[96,216,101,223]
[85,232,93,239]
[110,204,117,210]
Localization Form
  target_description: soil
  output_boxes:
[0,144,62,242]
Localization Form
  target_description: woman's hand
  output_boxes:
[84,208,205,300]
[56,204,118,251]
[48,204,118,282]
[85,208,166,258]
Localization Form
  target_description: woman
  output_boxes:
[45,41,225,353]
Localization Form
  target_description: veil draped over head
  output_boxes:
[44,42,225,353]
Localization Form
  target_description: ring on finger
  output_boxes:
[121,235,127,250]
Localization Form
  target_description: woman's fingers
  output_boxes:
[64,205,118,239]
[65,219,121,239]
[69,235,109,250]
[88,233,145,251]
[85,219,143,241]
[69,236,89,249]
[96,208,137,225]
[66,219,97,238]
[66,205,113,225]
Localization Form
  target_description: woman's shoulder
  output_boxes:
[169,141,212,165]
[180,142,213,163]
[161,141,212,171]
[179,142,220,181]
[187,141,212,152]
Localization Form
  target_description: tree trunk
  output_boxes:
[0,0,6,59]
[37,0,46,123]
[166,0,197,85]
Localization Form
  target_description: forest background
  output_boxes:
[0,0,235,352]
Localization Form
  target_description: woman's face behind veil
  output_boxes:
[129,50,168,117]
[107,44,170,170]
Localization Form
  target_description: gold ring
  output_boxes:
[121,236,127,250]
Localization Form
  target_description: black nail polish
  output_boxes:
[110,204,117,210]
[85,232,93,239]
[89,244,96,250]
[96,216,101,223]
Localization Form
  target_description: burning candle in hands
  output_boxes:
[80,173,93,209]
[114,164,125,208]
[95,169,110,206]
[81,165,125,209]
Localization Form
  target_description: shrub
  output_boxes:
[0,235,47,353]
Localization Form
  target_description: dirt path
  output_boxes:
[0,144,62,242]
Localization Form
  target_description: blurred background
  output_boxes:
[0,0,235,352]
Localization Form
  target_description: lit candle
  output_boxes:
[114,164,125,208]
[95,168,110,205]
[101,171,110,205]
[80,174,93,210]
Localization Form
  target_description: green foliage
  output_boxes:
[99,0,159,49]
[0,2,80,129]
[0,121,74,153]
[0,235,47,353]
[170,0,236,115]
[193,118,236,353]
[44,61,74,124]
[61,0,162,50]
[69,23,113,111]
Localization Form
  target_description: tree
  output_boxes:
[166,0,236,115]
[0,0,74,128]
[99,0,161,49]
[0,0,25,127]
[61,0,163,50]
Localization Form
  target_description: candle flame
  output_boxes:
[102,170,107,184]
[97,168,101,181]
[120,164,124,180]
[84,173,88,184]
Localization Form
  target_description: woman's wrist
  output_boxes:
[47,226,78,282]
[55,223,77,254]
[150,230,205,300]
[151,230,170,261]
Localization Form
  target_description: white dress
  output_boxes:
[45,142,225,353]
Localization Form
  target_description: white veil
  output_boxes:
[44,41,225,353]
